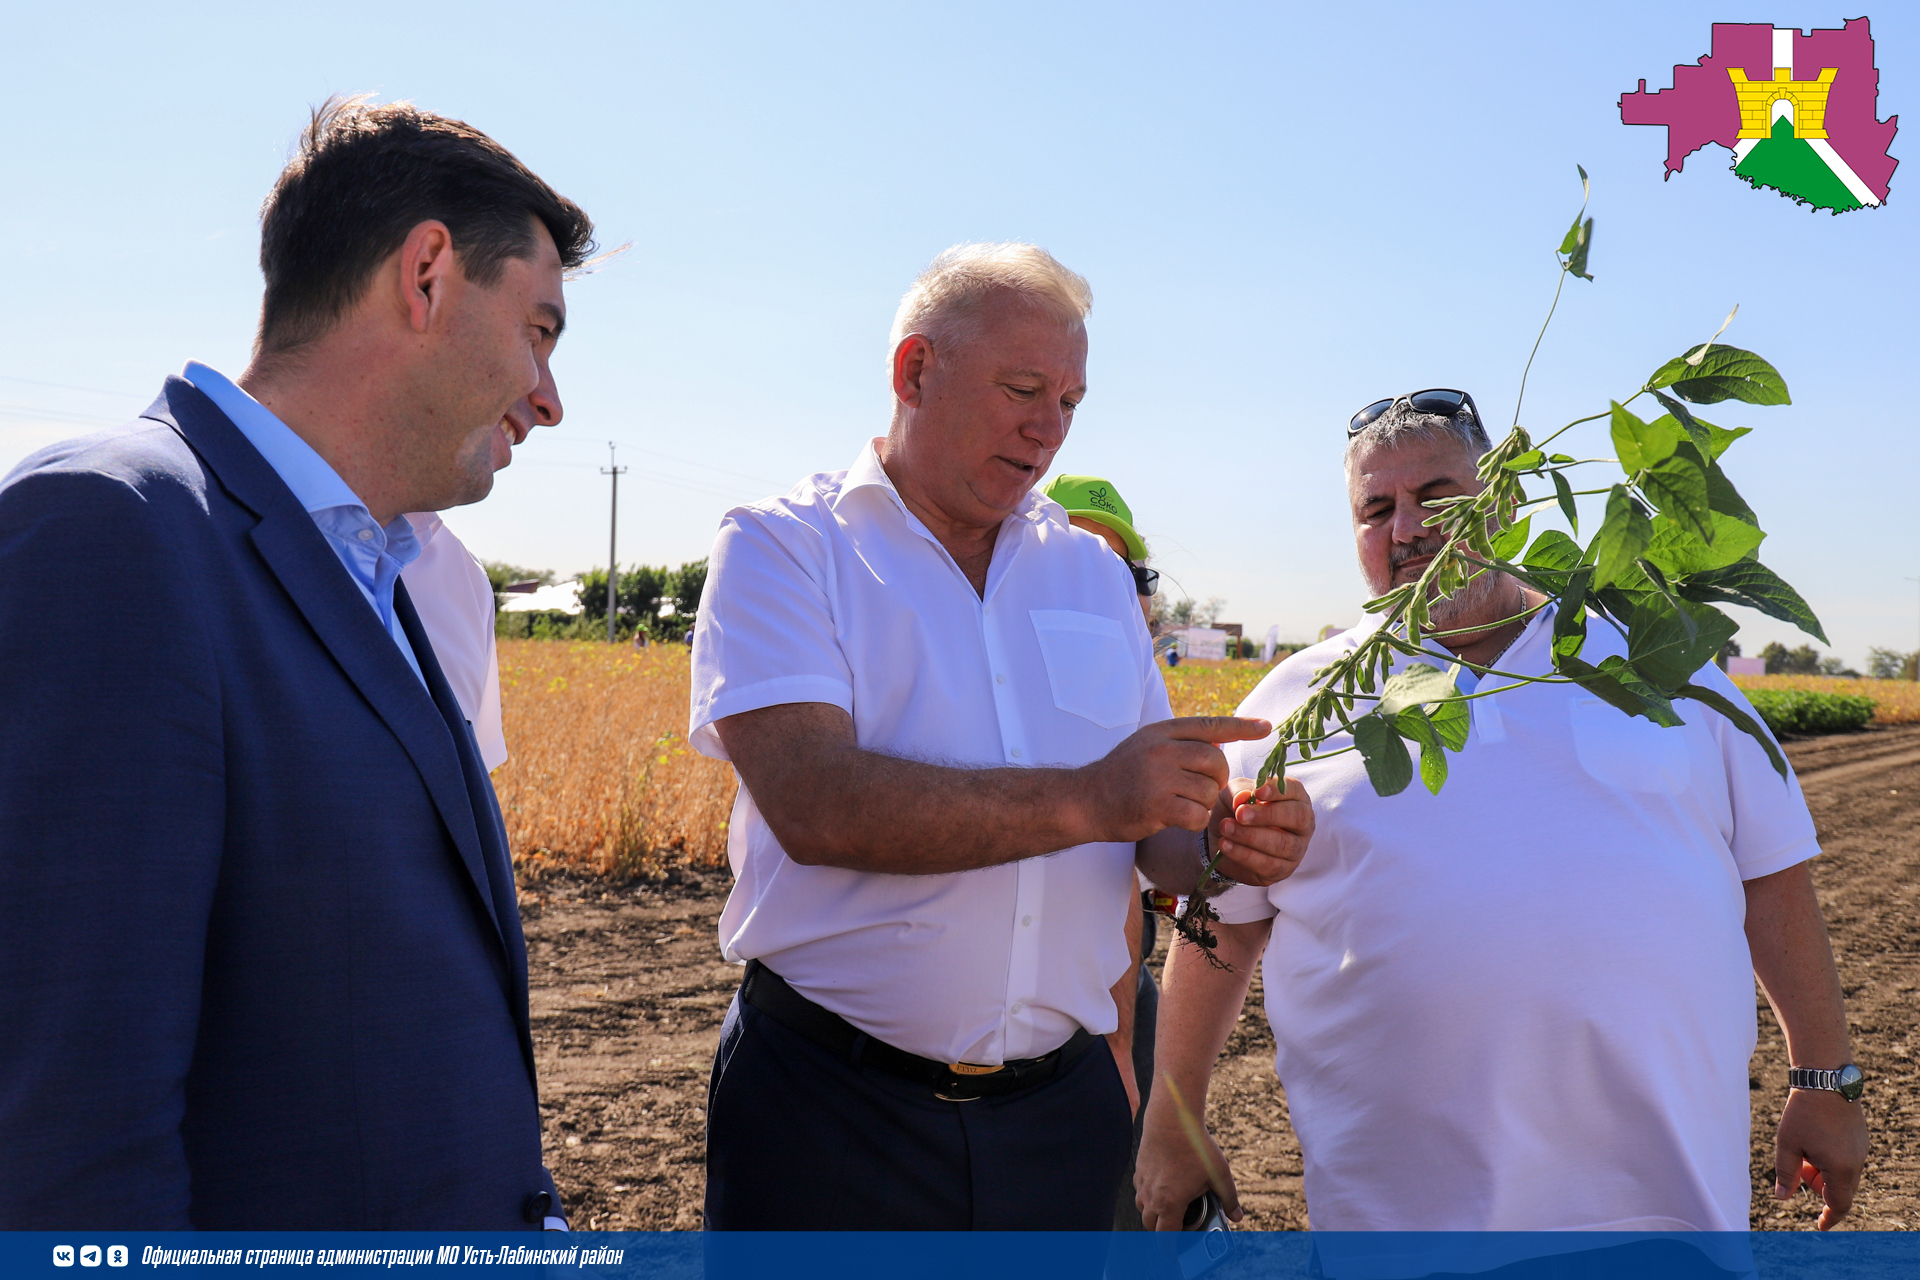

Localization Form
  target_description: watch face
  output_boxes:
[1837,1064,1865,1102]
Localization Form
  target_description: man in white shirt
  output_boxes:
[1134,395,1868,1261]
[689,243,1314,1230]
[405,511,508,771]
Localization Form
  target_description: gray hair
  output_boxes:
[888,242,1092,370]
[1344,400,1490,464]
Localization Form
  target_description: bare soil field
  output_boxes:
[522,724,1920,1231]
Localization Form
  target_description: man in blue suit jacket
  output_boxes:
[0,96,597,1230]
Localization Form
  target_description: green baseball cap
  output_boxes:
[1042,474,1148,561]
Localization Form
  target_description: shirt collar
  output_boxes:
[405,511,446,548]
[183,362,367,519]
[838,437,1052,526]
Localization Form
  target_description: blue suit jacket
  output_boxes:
[0,378,559,1229]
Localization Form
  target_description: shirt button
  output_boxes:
[995,673,1006,685]
[1022,915,1033,927]
[1009,1003,1024,1015]
[1010,748,1022,759]
[356,528,374,541]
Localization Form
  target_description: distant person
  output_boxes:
[1135,392,1867,1261]
[689,243,1314,1230]
[0,96,593,1229]
[1040,472,1164,1231]
[404,511,508,770]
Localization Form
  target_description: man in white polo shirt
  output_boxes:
[1134,394,1867,1260]
[689,243,1314,1230]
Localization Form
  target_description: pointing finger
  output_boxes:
[1165,716,1272,744]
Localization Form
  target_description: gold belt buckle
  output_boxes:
[935,1060,1004,1102]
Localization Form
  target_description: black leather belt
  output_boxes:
[740,959,1096,1101]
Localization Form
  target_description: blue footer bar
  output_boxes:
[6,1231,1915,1280]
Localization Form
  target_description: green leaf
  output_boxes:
[1558,654,1685,726]
[1647,346,1790,406]
[1524,528,1582,573]
[1598,655,1688,726]
[1558,218,1582,255]
[1609,402,1682,473]
[1703,456,1757,525]
[1640,442,1714,545]
[1592,486,1654,587]
[1678,561,1827,644]
[1642,511,1765,576]
[1551,470,1578,534]
[1627,595,1739,692]
[1649,389,1714,451]
[1703,423,1751,460]
[1552,567,1592,663]
[1490,514,1531,561]
[1503,449,1545,472]
[1351,713,1414,796]
[1675,681,1788,781]
[1395,702,1442,747]
[1548,453,1575,465]
[1426,689,1471,750]
[1419,740,1449,793]
[1567,217,1594,280]
[1379,662,1460,718]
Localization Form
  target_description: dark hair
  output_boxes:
[256,94,597,353]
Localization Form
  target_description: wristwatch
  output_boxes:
[1788,1064,1865,1102]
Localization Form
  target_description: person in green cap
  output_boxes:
[1043,474,1156,628]
[1041,472,1163,1230]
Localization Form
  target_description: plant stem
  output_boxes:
[1512,258,1570,429]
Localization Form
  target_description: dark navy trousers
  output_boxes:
[704,994,1133,1230]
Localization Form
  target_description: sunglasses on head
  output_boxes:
[1349,389,1482,437]
[1130,563,1159,597]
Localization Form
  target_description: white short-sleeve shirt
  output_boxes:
[689,440,1173,1064]
[1212,604,1818,1234]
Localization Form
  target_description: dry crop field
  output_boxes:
[492,640,1279,875]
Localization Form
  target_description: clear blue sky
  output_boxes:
[3,1,1912,664]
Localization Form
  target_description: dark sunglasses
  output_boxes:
[1349,389,1482,437]
[1130,563,1159,597]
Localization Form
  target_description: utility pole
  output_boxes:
[601,443,628,644]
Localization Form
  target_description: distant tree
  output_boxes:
[1716,638,1741,670]
[481,561,555,611]
[577,558,710,641]
[1867,647,1919,681]
[1193,597,1227,629]
[1760,641,1823,675]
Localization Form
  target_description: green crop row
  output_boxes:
[1743,688,1877,737]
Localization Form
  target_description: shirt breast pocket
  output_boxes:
[1029,609,1144,731]
[1569,696,1690,794]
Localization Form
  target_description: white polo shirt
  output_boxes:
[1212,604,1818,1237]
[689,440,1173,1064]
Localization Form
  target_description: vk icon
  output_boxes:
[80,1246,102,1267]
[52,1246,75,1267]
[108,1247,129,1267]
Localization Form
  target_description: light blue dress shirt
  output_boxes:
[184,362,426,686]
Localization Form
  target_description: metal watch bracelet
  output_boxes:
[1788,1064,1865,1102]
